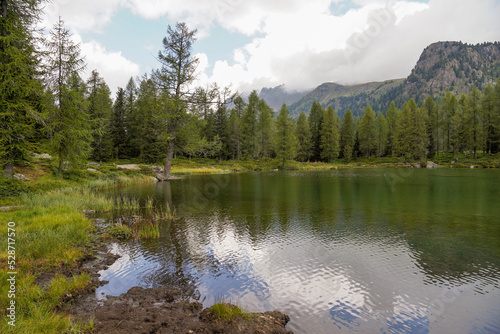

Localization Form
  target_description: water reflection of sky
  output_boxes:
[98,171,500,334]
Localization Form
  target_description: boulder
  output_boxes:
[116,164,141,170]
[87,168,99,173]
[426,161,439,168]
[87,162,100,167]
[32,153,52,159]
[13,174,30,181]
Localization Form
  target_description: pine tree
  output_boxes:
[309,102,324,161]
[450,95,471,159]
[375,112,388,157]
[412,104,429,161]
[87,70,113,161]
[241,91,259,159]
[123,77,138,157]
[358,104,377,158]
[45,18,90,171]
[214,103,230,161]
[340,110,355,162]
[386,101,399,156]
[0,0,45,177]
[295,112,312,162]
[320,106,340,162]
[394,101,413,162]
[275,104,296,167]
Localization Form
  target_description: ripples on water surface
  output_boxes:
[98,169,500,333]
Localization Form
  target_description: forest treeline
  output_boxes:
[2,1,500,180]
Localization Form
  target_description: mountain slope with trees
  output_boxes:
[282,41,500,119]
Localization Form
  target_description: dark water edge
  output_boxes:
[97,169,500,333]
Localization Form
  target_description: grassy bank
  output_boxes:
[0,160,153,333]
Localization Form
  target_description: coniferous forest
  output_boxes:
[2,1,500,181]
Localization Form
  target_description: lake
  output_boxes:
[97,168,500,333]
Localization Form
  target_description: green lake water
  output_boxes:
[98,168,500,333]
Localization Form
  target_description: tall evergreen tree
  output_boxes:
[320,106,340,162]
[295,112,312,162]
[0,0,45,177]
[241,91,259,158]
[155,22,198,179]
[257,99,274,158]
[111,87,127,159]
[422,96,439,157]
[123,77,138,157]
[394,101,413,162]
[275,104,296,167]
[450,95,471,159]
[442,91,458,153]
[214,103,230,161]
[340,110,355,162]
[386,101,398,156]
[375,112,388,157]
[482,84,496,154]
[358,104,377,158]
[412,103,430,161]
[45,18,90,171]
[466,87,483,159]
[309,102,324,161]
[87,70,113,161]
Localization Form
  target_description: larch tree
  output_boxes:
[466,87,483,159]
[394,101,414,162]
[87,70,113,161]
[111,87,127,159]
[0,0,45,177]
[295,112,312,162]
[358,104,377,158]
[309,101,324,161]
[320,106,340,162]
[375,112,388,157]
[155,22,199,180]
[275,104,296,167]
[45,17,90,171]
[241,91,259,159]
[385,101,398,156]
[482,84,496,154]
[340,109,355,162]
[257,99,274,159]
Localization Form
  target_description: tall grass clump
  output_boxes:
[209,300,253,322]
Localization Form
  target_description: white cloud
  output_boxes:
[81,40,141,95]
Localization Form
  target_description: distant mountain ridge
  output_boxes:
[259,41,500,119]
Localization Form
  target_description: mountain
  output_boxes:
[258,85,309,111]
[288,79,404,118]
[285,41,500,118]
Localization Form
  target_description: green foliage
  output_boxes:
[295,112,312,162]
[210,302,252,322]
[320,106,340,162]
[358,104,377,158]
[0,0,45,176]
[107,224,133,239]
[309,102,325,161]
[340,110,355,161]
[275,104,297,167]
[375,112,388,157]
[241,91,260,159]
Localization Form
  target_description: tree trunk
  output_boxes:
[162,138,175,181]
[58,158,63,172]
[3,162,13,178]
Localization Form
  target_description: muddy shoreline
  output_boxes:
[66,235,293,333]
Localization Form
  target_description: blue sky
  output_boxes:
[41,0,500,95]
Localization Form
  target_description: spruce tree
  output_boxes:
[466,87,483,159]
[275,104,296,167]
[482,84,496,154]
[394,101,413,162]
[320,106,340,162]
[340,110,355,162]
[442,91,458,153]
[422,96,438,158]
[0,0,45,177]
[295,112,312,162]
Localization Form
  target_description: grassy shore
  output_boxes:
[1,153,499,332]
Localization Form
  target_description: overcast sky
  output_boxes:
[41,0,500,96]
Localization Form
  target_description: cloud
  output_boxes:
[81,40,141,95]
